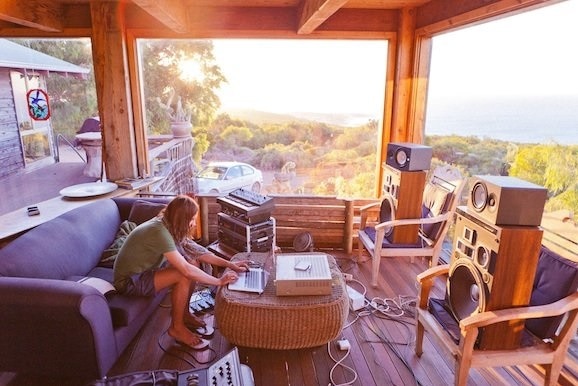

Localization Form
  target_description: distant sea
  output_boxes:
[226,95,578,144]
[425,95,578,144]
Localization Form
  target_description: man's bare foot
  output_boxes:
[184,313,215,337]
[168,326,209,350]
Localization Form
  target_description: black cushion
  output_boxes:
[429,297,461,344]
[526,246,578,339]
[127,200,167,225]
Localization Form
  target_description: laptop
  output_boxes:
[228,267,269,294]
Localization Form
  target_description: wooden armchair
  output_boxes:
[415,246,578,386]
[358,165,465,287]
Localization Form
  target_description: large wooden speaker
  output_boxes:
[447,206,543,350]
[381,163,426,243]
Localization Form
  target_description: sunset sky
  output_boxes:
[212,0,577,115]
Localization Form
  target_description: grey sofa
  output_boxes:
[0,197,170,379]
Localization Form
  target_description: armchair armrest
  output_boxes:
[375,211,451,231]
[452,292,578,360]
[359,201,381,212]
[416,264,450,309]
[359,200,381,228]
[460,292,578,330]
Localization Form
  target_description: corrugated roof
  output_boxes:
[0,38,89,76]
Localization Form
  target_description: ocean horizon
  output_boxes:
[425,95,578,144]
[225,95,578,145]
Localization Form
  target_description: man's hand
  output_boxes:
[229,260,252,273]
[219,271,239,286]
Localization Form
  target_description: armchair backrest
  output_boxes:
[420,165,465,241]
[527,246,578,339]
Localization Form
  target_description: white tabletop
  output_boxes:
[0,187,131,242]
[75,132,102,141]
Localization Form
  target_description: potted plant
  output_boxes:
[158,90,192,138]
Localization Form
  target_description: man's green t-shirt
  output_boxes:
[113,218,176,292]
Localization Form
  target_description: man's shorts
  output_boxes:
[123,270,157,297]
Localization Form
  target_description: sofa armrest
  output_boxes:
[0,277,118,378]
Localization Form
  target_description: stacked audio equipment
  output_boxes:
[212,188,275,257]
[447,175,548,350]
[177,347,254,386]
[381,142,431,243]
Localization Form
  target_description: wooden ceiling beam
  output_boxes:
[297,0,349,34]
[0,0,63,32]
[132,0,188,33]
[416,0,554,35]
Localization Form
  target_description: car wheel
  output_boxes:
[251,182,261,193]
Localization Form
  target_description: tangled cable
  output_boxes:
[327,340,358,386]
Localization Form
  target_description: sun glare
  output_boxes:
[178,58,204,83]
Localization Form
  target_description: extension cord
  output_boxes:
[346,285,365,311]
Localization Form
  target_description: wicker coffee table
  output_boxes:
[215,252,348,350]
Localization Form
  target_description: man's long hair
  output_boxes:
[162,195,198,243]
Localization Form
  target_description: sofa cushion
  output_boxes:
[81,266,154,327]
[128,200,166,225]
[107,294,157,327]
[0,200,121,279]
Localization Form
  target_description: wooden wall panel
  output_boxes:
[0,69,24,178]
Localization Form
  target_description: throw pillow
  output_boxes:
[100,220,137,267]
[128,200,167,225]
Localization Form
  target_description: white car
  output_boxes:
[194,161,263,194]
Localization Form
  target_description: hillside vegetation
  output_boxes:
[200,113,578,213]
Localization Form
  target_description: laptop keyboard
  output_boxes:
[245,270,260,288]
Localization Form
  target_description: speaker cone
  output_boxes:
[448,260,488,321]
[379,195,396,237]
[471,181,488,212]
[475,246,490,268]
[395,149,408,168]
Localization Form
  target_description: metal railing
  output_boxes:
[54,133,86,163]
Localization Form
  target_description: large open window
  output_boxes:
[425,0,578,377]
[137,38,388,198]
[425,1,578,213]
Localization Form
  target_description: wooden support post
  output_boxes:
[90,1,138,181]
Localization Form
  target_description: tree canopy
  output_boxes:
[139,39,226,134]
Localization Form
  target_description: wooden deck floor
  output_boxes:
[0,251,564,386]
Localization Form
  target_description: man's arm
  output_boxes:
[165,250,237,285]
[197,252,250,273]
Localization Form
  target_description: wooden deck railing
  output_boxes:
[196,194,384,255]
[147,136,196,194]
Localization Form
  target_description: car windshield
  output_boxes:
[197,166,227,180]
